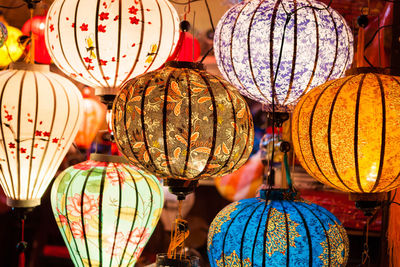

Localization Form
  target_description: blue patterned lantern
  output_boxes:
[214,0,353,111]
[207,190,349,266]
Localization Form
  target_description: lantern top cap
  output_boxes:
[165,61,205,70]
[90,153,129,164]
[6,198,40,208]
[10,62,50,72]
[345,67,395,76]
[259,189,297,201]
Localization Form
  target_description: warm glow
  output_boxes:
[0,26,24,68]
[292,72,400,193]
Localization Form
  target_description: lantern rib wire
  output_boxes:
[262,201,274,264]
[183,69,193,176]
[162,71,176,176]
[287,201,313,266]
[16,72,26,199]
[97,165,106,266]
[281,201,290,265]
[112,0,123,89]
[81,167,95,266]
[251,200,269,264]
[111,163,123,266]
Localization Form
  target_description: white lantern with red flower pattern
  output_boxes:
[0,63,82,208]
[45,0,180,94]
[51,153,163,267]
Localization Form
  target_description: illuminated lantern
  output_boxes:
[0,25,24,68]
[168,32,201,62]
[113,61,254,192]
[22,15,52,64]
[51,154,163,266]
[75,88,105,149]
[0,63,82,207]
[292,69,400,193]
[0,22,7,48]
[45,0,180,94]
[207,190,349,266]
[214,0,353,111]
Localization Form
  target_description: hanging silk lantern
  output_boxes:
[52,154,163,267]
[75,88,105,149]
[207,190,349,266]
[168,32,201,62]
[113,61,254,190]
[0,25,24,68]
[0,22,7,48]
[214,0,353,111]
[45,0,180,94]
[22,15,52,64]
[292,69,400,193]
[0,63,82,207]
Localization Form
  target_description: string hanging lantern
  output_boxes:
[112,61,254,194]
[75,88,105,150]
[22,15,52,64]
[207,190,349,267]
[0,63,82,208]
[214,0,353,111]
[45,0,180,95]
[292,69,400,194]
[52,154,164,267]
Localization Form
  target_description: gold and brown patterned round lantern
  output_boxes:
[113,61,254,194]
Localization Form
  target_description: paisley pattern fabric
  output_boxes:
[214,0,353,111]
[293,72,400,193]
[113,62,254,181]
[51,154,163,267]
[207,191,349,267]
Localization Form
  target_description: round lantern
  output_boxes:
[22,15,52,64]
[0,63,82,207]
[75,88,105,149]
[0,25,24,68]
[214,0,354,111]
[292,69,400,193]
[0,22,7,48]
[207,190,349,266]
[113,61,254,189]
[45,0,180,93]
[52,154,163,267]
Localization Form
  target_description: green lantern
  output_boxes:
[51,154,164,267]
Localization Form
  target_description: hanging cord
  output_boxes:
[0,3,26,9]
[16,218,27,267]
[363,24,393,68]
[361,216,373,266]
[167,199,189,260]
[199,0,215,63]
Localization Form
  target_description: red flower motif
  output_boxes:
[8,143,15,149]
[80,23,88,31]
[128,227,150,246]
[52,138,59,143]
[43,131,51,137]
[98,24,106,33]
[70,221,89,240]
[88,65,94,70]
[50,24,55,32]
[129,6,139,15]
[114,15,119,21]
[104,76,110,80]
[35,131,42,136]
[67,193,99,219]
[56,208,68,225]
[130,16,139,25]
[100,60,107,66]
[99,12,109,21]
[106,232,126,256]
[71,23,75,28]
[106,167,126,186]
[111,57,116,62]
[5,114,12,121]
[20,148,26,153]
[84,57,92,63]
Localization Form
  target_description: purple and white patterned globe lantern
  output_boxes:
[214,0,353,111]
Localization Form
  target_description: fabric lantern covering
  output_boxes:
[214,0,353,111]
[113,61,254,183]
[51,154,163,267]
[45,0,180,93]
[75,88,105,149]
[292,69,400,193]
[207,190,349,267]
[22,15,52,64]
[0,22,7,48]
[0,25,24,68]
[0,63,82,207]
[168,32,201,62]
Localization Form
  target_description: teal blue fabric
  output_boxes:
[207,191,349,267]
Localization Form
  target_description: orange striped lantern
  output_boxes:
[113,61,254,192]
[75,88,105,149]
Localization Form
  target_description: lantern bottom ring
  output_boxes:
[164,179,198,200]
[7,198,41,208]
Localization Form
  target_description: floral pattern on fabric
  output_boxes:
[216,251,252,267]
[51,157,163,267]
[319,223,349,266]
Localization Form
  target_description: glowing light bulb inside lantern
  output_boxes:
[39,23,44,30]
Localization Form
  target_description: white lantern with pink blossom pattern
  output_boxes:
[51,153,164,267]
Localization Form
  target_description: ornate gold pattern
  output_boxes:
[318,223,348,266]
[265,208,300,256]
[216,250,252,267]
